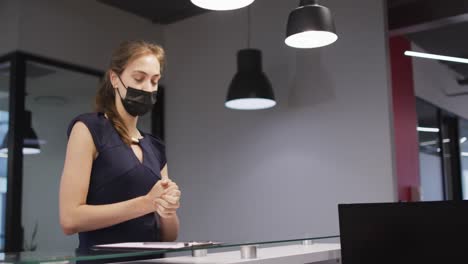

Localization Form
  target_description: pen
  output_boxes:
[141,242,190,246]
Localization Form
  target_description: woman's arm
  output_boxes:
[158,164,180,241]
[59,122,156,235]
[159,214,180,241]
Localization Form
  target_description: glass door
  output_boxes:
[458,118,468,200]
[416,98,445,201]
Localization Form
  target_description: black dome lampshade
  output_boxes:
[0,110,41,156]
[225,49,276,110]
[285,0,338,49]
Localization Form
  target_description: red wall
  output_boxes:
[389,36,421,201]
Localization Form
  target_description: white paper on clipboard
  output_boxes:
[92,241,220,250]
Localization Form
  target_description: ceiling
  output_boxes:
[97,0,209,24]
[95,0,468,81]
[407,21,468,81]
[99,0,428,25]
[388,0,468,82]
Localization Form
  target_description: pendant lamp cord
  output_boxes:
[300,0,319,6]
[247,6,251,48]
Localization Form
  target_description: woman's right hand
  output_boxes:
[146,179,169,202]
[146,179,180,217]
[157,180,181,218]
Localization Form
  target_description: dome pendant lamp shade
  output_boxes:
[225,49,276,110]
[191,0,255,11]
[0,110,41,155]
[285,0,338,49]
[22,110,41,154]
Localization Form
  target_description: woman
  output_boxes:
[59,40,180,249]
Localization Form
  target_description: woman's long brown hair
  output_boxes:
[95,40,165,145]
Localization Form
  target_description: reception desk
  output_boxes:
[151,243,340,264]
[3,236,340,264]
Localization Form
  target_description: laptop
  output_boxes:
[338,201,468,264]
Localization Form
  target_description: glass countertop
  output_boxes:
[3,235,340,263]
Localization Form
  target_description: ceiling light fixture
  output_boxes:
[285,0,338,49]
[417,127,440,133]
[0,110,41,155]
[405,51,468,64]
[225,5,276,110]
[191,0,255,11]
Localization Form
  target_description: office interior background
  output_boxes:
[1,0,467,253]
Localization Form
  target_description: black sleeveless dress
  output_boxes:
[67,112,166,249]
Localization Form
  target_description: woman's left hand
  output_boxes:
[155,180,181,218]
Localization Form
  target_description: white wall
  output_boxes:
[163,0,396,243]
[17,0,164,70]
[0,0,20,55]
[412,43,468,119]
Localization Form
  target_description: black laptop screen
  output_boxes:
[338,201,468,264]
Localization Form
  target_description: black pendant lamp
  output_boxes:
[225,49,276,110]
[225,6,276,110]
[0,110,41,156]
[285,0,338,49]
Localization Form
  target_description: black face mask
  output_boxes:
[116,75,157,117]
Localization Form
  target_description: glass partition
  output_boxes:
[416,98,445,200]
[21,61,101,252]
[0,52,104,252]
[458,118,468,200]
[0,61,10,251]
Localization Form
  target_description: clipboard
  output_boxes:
[92,241,221,251]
